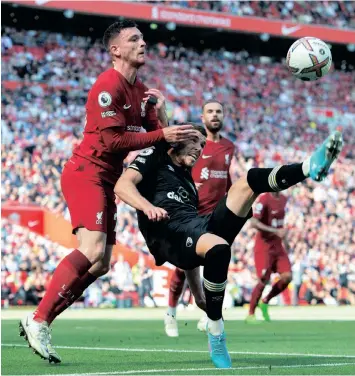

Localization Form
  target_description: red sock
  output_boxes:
[249,282,265,315]
[47,272,97,325]
[263,279,289,304]
[34,249,91,323]
[168,268,186,307]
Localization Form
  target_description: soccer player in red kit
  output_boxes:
[165,100,235,337]
[245,192,292,323]
[19,20,198,363]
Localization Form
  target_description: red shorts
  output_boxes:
[61,157,117,245]
[254,245,291,280]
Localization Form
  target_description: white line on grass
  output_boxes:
[5,362,355,376]
[2,343,355,359]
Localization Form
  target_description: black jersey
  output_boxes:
[128,144,199,222]
[128,144,204,266]
[127,143,252,270]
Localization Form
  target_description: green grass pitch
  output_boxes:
[2,319,355,375]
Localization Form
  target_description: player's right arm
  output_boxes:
[250,195,280,235]
[250,217,284,235]
[114,149,168,222]
[90,78,197,152]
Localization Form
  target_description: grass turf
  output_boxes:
[2,319,355,375]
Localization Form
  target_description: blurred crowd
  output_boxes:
[1,27,355,307]
[1,219,157,308]
[148,1,355,28]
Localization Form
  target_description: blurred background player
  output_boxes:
[165,100,235,337]
[19,19,199,363]
[245,192,291,323]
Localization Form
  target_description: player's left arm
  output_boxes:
[142,88,169,129]
[114,149,169,222]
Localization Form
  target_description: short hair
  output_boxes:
[176,122,207,138]
[202,100,224,111]
[103,20,138,51]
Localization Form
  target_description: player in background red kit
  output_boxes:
[245,192,292,323]
[19,20,199,363]
[164,100,235,337]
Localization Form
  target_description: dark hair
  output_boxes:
[176,122,207,138]
[103,20,138,51]
[202,99,224,111]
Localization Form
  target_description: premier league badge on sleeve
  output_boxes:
[140,101,146,117]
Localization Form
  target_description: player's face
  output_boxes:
[201,102,224,133]
[177,133,206,168]
[114,27,146,68]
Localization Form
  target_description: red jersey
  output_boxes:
[73,68,162,184]
[192,137,234,215]
[253,192,287,249]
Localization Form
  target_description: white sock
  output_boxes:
[167,306,177,317]
[302,157,311,177]
[207,318,224,336]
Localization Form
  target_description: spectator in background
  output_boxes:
[133,256,157,308]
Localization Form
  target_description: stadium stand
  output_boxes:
[147,1,355,28]
[1,26,355,307]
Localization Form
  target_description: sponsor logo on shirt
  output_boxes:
[101,110,116,118]
[126,125,142,132]
[200,168,228,180]
[167,191,184,203]
[177,186,189,200]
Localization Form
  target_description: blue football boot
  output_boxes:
[308,131,343,182]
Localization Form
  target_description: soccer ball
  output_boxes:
[286,37,332,81]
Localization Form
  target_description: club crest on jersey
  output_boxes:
[225,154,230,165]
[140,101,146,117]
[98,91,112,107]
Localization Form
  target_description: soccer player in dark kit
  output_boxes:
[165,100,235,337]
[115,124,342,368]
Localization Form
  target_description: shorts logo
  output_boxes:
[200,167,209,180]
[186,237,193,247]
[98,92,112,107]
[96,211,103,225]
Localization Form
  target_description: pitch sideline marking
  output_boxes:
[2,343,355,359]
[4,362,355,376]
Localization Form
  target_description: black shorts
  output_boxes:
[148,196,252,270]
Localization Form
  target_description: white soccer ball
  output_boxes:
[286,37,332,81]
